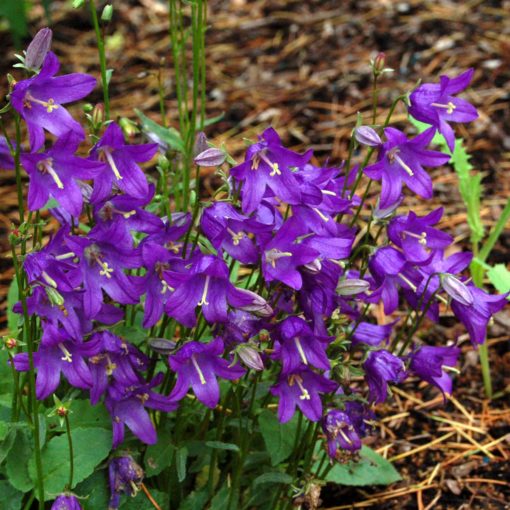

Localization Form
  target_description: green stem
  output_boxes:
[89,0,110,119]
[64,413,74,489]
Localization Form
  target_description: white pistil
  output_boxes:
[24,93,59,113]
[296,379,310,401]
[294,338,308,365]
[393,153,414,177]
[398,273,417,292]
[160,280,174,294]
[129,481,140,495]
[313,208,330,222]
[259,153,281,176]
[58,343,73,363]
[265,249,293,268]
[122,210,136,219]
[55,252,75,261]
[191,354,207,385]
[442,365,460,374]
[102,148,123,181]
[41,271,58,288]
[403,230,427,245]
[98,260,114,279]
[338,428,353,445]
[197,276,210,306]
[38,159,64,189]
[167,241,182,254]
[227,227,245,246]
[431,101,456,114]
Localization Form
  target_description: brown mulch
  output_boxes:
[0,1,509,509]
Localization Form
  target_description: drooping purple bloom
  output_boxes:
[363,350,407,403]
[322,408,362,456]
[409,69,478,151]
[409,345,460,397]
[21,131,104,216]
[271,367,337,423]
[108,455,144,510]
[451,284,508,346]
[388,208,453,264]
[351,321,396,347]
[0,136,14,170]
[271,317,332,374]
[12,324,99,399]
[11,51,96,150]
[50,494,82,510]
[364,127,450,209]
[230,127,312,214]
[90,122,158,202]
[168,337,245,409]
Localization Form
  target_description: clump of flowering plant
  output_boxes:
[1,26,507,510]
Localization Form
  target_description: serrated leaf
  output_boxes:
[487,264,510,297]
[135,109,185,153]
[258,409,299,466]
[321,445,401,486]
[253,472,293,486]
[205,440,240,452]
[144,430,173,477]
[29,427,112,500]
[6,428,34,492]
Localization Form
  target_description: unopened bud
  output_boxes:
[441,274,473,306]
[237,344,264,371]
[92,103,105,127]
[354,126,382,147]
[193,131,208,156]
[234,289,273,317]
[194,148,226,167]
[5,337,17,350]
[56,405,68,417]
[303,259,322,274]
[373,52,386,73]
[148,338,176,355]
[337,279,370,296]
[101,4,113,22]
[119,117,139,138]
[25,28,52,70]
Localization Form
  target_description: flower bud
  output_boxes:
[372,52,386,74]
[92,103,105,127]
[101,4,113,22]
[194,147,226,167]
[354,126,382,147]
[237,344,264,371]
[50,493,82,510]
[441,274,473,306]
[336,279,370,296]
[4,337,17,350]
[25,28,52,70]
[303,259,322,274]
[148,337,176,355]
[234,289,273,317]
[119,117,139,138]
[194,131,208,156]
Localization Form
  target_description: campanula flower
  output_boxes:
[11,51,96,150]
[364,127,450,209]
[409,69,478,151]
[50,494,82,510]
[363,350,407,403]
[168,338,245,408]
[323,408,362,456]
[108,455,144,509]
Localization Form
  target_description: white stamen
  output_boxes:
[321,190,336,196]
[265,249,293,269]
[55,252,75,261]
[37,159,64,189]
[313,208,330,222]
[398,273,417,292]
[103,148,123,181]
[294,338,308,365]
[191,354,207,385]
[98,260,114,279]
[227,227,245,246]
[42,271,58,288]
[394,153,414,177]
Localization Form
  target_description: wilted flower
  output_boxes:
[363,350,407,403]
[50,493,82,510]
[108,455,144,509]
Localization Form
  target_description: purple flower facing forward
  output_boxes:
[0,137,14,169]
[271,317,332,374]
[90,122,158,202]
[388,208,453,264]
[51,494,82,510]
[21,132,104,216]
[270,367,337,423]
[12,324,99,400]
[168,338,245,409]
[409,69,478,151]
[11,51,96,150]
[261,218,319,290]
[323,408,362,457]
[106,373,177,447]
[451,284,508,346]
[230,127,312,214]
[363,350,407,404]
[409,345,460,397]
[364,127,450,209]
[108,455,144,510]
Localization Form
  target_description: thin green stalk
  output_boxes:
[64,414,74,489]
[89,0,110,119]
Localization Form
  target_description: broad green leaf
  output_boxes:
[74,469,110,510]
[320,445,401,486]
[7,277,19,336]
[0,480,24,510]
[6,428,34,492]
[205,440,240,452]
[210,483,230,510]
[258,409,299,466]
[48,399,111,432]
[120,489,169,509]
[135,109,185,153]
[179,488,209,510]
[29,427,112,500]
[0,426,17,464]
[253,472,293,486]
[144,430,174,477]
[487,264,510,297]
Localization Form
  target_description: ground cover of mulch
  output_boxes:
[0,1,509,508]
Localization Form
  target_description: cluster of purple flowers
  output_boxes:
[6,34,507,508]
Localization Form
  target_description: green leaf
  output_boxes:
[321,445,401,486]
[253,472,293,486]
[135,109,185,153]
[47,399,111,431]
[0,426,17,464]
[29,427,112,500]
[176,446,188,483]
[179,488,209,510]
[205,440,240,452]
[487,264,510,297]
[120,489,169,509]
[0,0,28,47]
[210,483,230,510]
[200,112,225,128]
[144,430,174,477]
[6,428,34,492]
[75,470,110,510]
[7,277,19,336]
[258,409,299,466]
[0,480,24,510]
